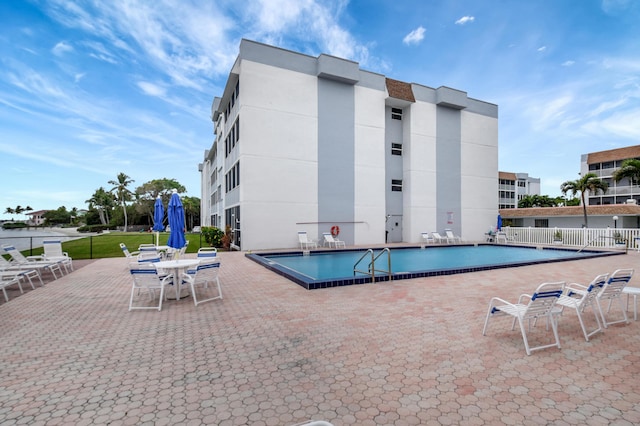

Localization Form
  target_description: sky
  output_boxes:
[1,0,640,220]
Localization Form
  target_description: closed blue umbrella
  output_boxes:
[152,196,164,246]
[167,189,186,254]
[497,214,503,231]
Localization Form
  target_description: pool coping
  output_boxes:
[245,244,623,290]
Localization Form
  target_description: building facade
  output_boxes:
[200,39,499,250]
[498,171,540,209]
[581,145,640,205]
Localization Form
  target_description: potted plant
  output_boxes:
[553,230,563,244]
[613,231,626,247]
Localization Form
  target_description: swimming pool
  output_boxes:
[246,244,620,290]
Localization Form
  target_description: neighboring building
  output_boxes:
[498,171,540,209]
[26,210,47,226]
[200,39,499,250]
[581,145,640,205]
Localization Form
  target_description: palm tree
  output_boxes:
[612,159,640,190]
[560,173,608,228]
[86,187,114,225]
[108,173,135,232]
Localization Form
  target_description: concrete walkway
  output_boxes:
[1,250,640,425]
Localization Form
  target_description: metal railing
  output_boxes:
[353,248,392,283]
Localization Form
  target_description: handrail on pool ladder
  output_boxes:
[353,248,392,283]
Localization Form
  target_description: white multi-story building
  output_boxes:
[498,172,541,209]
[581,145,640,205]
[200,39,499,251]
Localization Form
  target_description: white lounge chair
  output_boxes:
[595,269,633,328]
[0,256,43,287]
[1,244,63,280]
[128,263,172,311]
[553,273,608,341]
[322,232,346,248]
[298,232,318,250]
[444,229,462,243]
[42,239,74,273]
[182,260,223,306]
[196,247,218,259]
[0,275,22,302]
[431,232,448,244]
[482,281,565,355]
[421,232,435,244]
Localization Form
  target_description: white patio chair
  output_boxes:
[421,232,435,244]
[431,232,448,244]
[119,243,140,259]
[196,247,218,259]
[128,263,172,311]
[622,286,640,321]
[181,260,222,306]
[1,244,63,280]
[298,232,318,250]
[444,229,462,243]
[483,281,565,355]
[42,239,74,273]
[596,268,633,328]
[552,273,608,341]
[322,232,345,248]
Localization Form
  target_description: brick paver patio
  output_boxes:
[1,249,640,425]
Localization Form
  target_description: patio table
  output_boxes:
[153,259,200,300]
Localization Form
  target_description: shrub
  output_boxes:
[2,222,28,229]
[201,226,224,247]
[77,224,115,233]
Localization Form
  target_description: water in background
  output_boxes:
[0,228,83,252]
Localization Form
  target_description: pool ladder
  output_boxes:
[353,248,392,283]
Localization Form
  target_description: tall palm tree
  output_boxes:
[560,173,608,228]
[108,173,135,232]
[612,159,640,190]
[86,187,114,225]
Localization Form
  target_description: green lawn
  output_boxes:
[20,232,209,260]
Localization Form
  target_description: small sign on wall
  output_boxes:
[447,211,454,225]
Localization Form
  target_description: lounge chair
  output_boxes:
[622,285,640,321]
[444,229,462,243]
[42,239,74,273]
[553,273,608,341]
[181,260,223,306]
[298,231,318,250]
[421,232,435,244]
[482,281,565,355]
[431,232,448,244]
[1,244,63,280]
[128,263,172,311]
[595,269,633,328]
[495,232,515,244]
[0,256,43,287]
[0,275,22,302]
[322,232,346,248]
[196,247,218,259]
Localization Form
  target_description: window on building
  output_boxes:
[391,143,402,156]
[518,181,526,187]
[225,161,241,193]
[602,161,614,169]
[588,163,601,171]
[534,219,549,228]
[391,107,402,120]
[391,179,403,192]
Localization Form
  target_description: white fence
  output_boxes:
[499,227,640,250]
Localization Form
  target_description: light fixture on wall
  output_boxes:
[613,215,618,229]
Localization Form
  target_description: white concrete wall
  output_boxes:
[403,101,437,243]
[354,85,386,245]
[460,111,499,241]
[238,60,319,250]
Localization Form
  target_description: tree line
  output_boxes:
[4,173,200,231]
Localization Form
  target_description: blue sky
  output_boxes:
[1,0,639,220]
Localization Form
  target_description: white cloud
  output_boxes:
[537,46,547,52]
[562,60,575,67]
[403,26,426,45]
[137,81,167,97]
[455,16,475,25]
[52,41,73,56]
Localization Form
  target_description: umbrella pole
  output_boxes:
[156,231,159,247]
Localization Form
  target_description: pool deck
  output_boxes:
[1,247,640,425]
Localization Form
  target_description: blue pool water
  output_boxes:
[246,244,619,290]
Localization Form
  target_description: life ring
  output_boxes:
[330,226,340,237]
